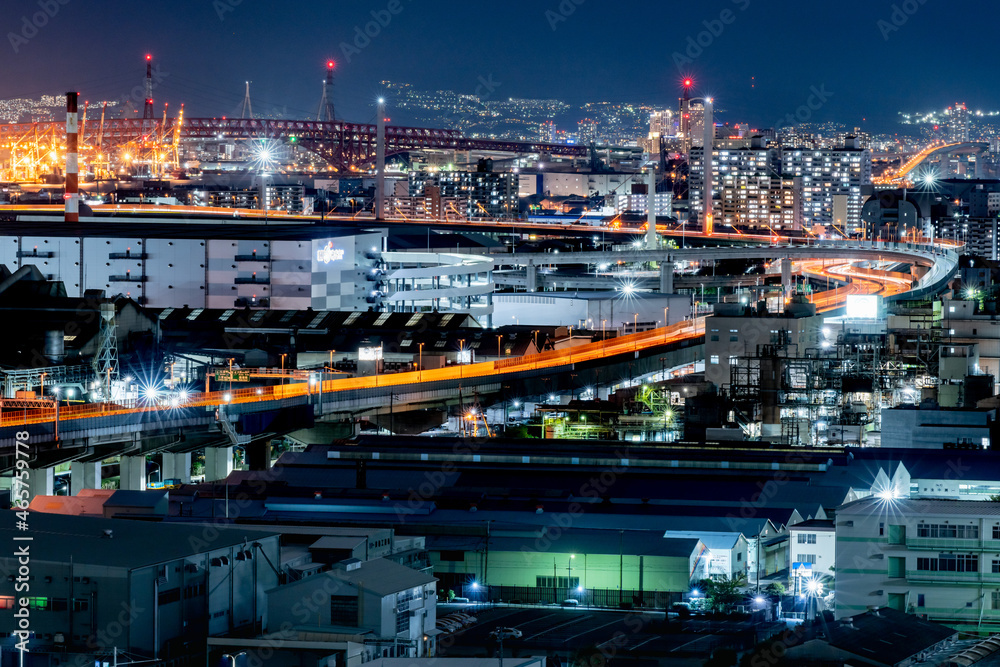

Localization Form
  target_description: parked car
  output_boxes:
[451,597,470,604]
[561,599,580,607]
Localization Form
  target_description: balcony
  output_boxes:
[109,252,148,260]
[907,569,996,584]
[906,537,983,550]
[234,275,270,285]
[17,250,53,258]
[235,254,271,262]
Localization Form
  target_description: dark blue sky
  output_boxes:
[1,0,989,132]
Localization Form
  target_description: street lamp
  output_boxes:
[280,353,287,386]
[223,652,247,667]
[418,342,425,381]
[148,460,160,487]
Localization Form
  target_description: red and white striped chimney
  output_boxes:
[65,91,79,223]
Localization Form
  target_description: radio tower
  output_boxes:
[241,81,254,119]
[317,60,336,122]
[142,54,155,120]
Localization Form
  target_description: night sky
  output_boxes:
[0,0,989,131]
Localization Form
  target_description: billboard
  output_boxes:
[845,294,880,319]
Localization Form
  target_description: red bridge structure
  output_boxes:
[0,117,591,173]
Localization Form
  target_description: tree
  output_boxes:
[764,582,786,596]
[706,574,747,613]
[989,494,1000,502]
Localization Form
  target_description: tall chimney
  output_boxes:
[375,97,387,221]
[703,97,714,236]
[65,92,79,223]
[646,167,657,249]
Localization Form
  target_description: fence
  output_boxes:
[464,584,680,609]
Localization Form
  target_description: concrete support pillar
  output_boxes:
[526,262,538,293]
[781,258,792,295]
[71,461,101,495]
[247,439,272,472]
[205,447,233,482]
[659,259,674,294]
[162,452,192,484]
[119,456,146,491]
[27,467,54,499]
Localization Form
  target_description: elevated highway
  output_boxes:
[0,240,958,488]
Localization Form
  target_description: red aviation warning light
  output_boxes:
[327,60,335,69]
[146,54,152,61]
[683,78,693,88]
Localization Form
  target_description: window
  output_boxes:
[737,553,742,562]
[710,355,720,365]
[439,551,464,562]
[157,588,180,605]
[395,608,409,634]
[797,534,817,544]
[27,598,48,610]
[993,592,1000,610]
[728,356,739,366]
[879,522,884,536]
[917,524,979,539]
[72,598,89,612]
[50,598,68,612]
[0,597,13,610]
[798,554,817,564]
[992,525,1000,540]
[993,560,1000,574]
[536,576,580,589]
[917,594,925,608]
[330,595,359,626]
[916,554,979,572]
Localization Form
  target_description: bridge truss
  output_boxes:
[0,117,590,180]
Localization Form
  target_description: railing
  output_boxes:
[907,569,988,584]
[906,537,984,550]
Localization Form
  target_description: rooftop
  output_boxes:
[276,557,435,598]
[10,512,278,568]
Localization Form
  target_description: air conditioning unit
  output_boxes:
[184,563,200,573]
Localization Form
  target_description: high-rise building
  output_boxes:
[949,103,970,143]
[689,138,783,224]
[577,118,598,145]
[539,120,557,143]
[719,175,802,231]
[409,170,518,218]
[644,109,674,153]
[781,138,872,229]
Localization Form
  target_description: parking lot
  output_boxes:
[436,605,772,660]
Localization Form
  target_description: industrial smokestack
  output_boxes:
[703,97,714,236]
[375,97,387,221]
[646,166,657,250]
[65,92,79,223]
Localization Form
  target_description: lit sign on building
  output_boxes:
[358,346,383,361]
[317,242,346,264]
[846,294,880,319]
